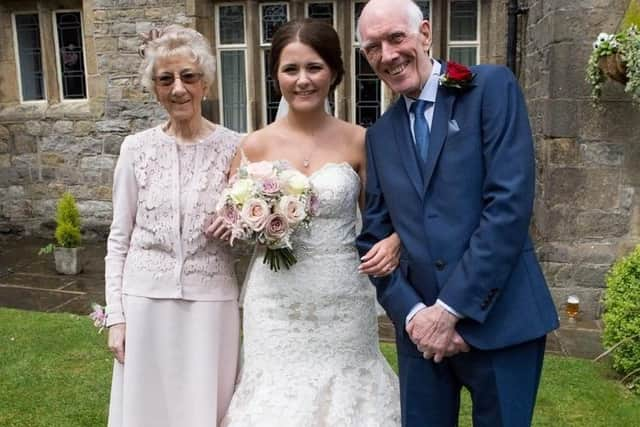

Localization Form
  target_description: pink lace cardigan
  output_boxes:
[104,125,242,326]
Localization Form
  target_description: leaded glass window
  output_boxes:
[55,11,87,99]
[353,2,381,127]
[14,13,45,101]
[261,4,288,44]
[217,4,248,132]
[450,0,477,41]
[220,51,247,132]
[219,5,245,45]
[307,2,334,27]
[354,49,380,128]
[448,0,479,66]
[416,1,431,20]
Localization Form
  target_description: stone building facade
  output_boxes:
[0,0,638,320]
[522,0,640,320]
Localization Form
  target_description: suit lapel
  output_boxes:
[423,82,456,193]
[390,100,424,200]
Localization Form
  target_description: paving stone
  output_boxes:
[0,274,74,290]
[0,287,80,312]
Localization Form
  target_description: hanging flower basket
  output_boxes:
[586,25,640,104]
[598,53,629,84]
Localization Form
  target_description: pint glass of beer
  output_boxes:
[566,295,580,320]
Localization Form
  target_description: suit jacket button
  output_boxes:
[435,260,446,270]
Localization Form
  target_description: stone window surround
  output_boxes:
[1,1,101,122]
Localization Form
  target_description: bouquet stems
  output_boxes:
[263,247,297,271]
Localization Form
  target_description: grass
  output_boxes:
[1,308,639,427]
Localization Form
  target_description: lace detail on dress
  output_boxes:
[222,163,400,427]
[125,126,240,286]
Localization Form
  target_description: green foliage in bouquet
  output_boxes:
[602,244,640,394]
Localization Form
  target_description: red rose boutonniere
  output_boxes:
[439,61,475,90]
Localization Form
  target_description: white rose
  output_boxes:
[280,169,310,195]
[229,179,254,205]
[246,161,275,179]
[278,196,307,225]
[240,198,271,231]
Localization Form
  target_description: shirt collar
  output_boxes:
[404,60,441,113]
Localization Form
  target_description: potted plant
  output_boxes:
[39,192,83,274]
[586,24,640,104]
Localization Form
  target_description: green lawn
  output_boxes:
[1,308,639,427]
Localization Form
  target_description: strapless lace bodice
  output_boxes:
[292,162,361,254]
[222,162,400,427]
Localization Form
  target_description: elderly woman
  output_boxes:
[104,25,241,427]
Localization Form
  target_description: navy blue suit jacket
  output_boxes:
[357,63,558,357]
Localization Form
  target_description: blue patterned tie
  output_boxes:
[410,99,431,164]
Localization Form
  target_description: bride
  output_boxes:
[211,19,401,426]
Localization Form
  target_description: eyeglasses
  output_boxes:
[153,71,204,87]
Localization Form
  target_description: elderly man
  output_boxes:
[356,1,559,426]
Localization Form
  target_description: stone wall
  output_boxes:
[0,0,198,238]
[523,0,640,320]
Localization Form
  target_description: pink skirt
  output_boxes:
[108,295,240,427]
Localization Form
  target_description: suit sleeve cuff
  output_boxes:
[436,299,464,319]
[405,302,427,326]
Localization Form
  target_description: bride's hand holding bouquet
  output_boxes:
[209,160,318,271]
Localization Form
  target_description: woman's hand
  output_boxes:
[108,323,126,364]
[359,232,401,277]
[204,216,231,241]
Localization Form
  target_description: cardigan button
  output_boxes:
[435,260,446,271]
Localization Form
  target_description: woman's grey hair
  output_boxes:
[356,0,424,43]
[138,25,216,92]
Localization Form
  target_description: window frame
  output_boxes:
[12,11,47,104]
[215,2,251,132]
[52,9,89,102]
[446,0,481,65]
[259,1,290,127]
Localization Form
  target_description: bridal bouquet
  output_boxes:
[216,160,319,271]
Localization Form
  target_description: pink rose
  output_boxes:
[241,198,270,231]
[278,196,306,225]
[246,161,275,179]
[264,213,289,241]
[217,203,239,225]
[261,177,281,195]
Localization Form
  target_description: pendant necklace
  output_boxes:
[303,143,316,168]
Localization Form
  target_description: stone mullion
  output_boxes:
[335,0,348,121]
[246,0,261,130]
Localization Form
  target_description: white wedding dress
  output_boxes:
[222,162,401,426]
